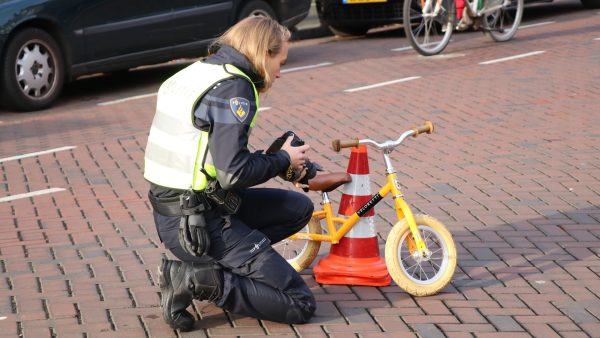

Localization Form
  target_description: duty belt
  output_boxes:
[148,191,211,217]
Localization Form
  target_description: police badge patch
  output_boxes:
[229,97,250,123]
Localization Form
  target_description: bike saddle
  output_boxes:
[306,172,352,192]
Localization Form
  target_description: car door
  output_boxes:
[167,0,235,48]
[73,0,167,62]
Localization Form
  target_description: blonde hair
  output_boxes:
[209,16,291,92]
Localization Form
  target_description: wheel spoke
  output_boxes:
[411,263,421,278]
[414,21,425,37]
[419,263,430,280]
[405,260,420,272]
[405,0,452,55]
[429,259,442,271]
[429,247,444,256]
[402,256,418,268]
[484,0,522,41]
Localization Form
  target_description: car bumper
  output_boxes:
[317,0,403,27]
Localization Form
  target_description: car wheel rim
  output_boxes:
[248,9,271,18]
[15,39,56,99]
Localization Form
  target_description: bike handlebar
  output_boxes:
[331,121,434,152]
[331,138,359,152]
[412,120,434,137]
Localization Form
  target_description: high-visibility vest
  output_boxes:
[144,61,259,191]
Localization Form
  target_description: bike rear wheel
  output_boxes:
[385,214,456,296]
[482,0,524,42]
[403,0,455,56]
[272,216,322,272]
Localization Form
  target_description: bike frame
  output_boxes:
[289,146,431,258]
[466,0,510,16]
[422,0,509,18]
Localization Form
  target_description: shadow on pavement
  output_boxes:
[451,206,600,292]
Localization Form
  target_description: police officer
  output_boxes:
[143,16,317,331]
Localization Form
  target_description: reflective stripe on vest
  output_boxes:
[144,62,259,190]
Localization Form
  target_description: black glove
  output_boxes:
[267,131,322,182]
[266,130,304,153]
[297,159,323,185]
[178,193,211,257]
[179,213,210,256]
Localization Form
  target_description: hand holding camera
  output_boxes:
[267,131,322,185]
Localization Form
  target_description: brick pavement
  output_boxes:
[1,8,599,338]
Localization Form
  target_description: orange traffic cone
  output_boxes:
[313,145,391,286]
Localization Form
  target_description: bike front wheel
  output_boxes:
[272,216,322,272]
[483,0,524,42]
[403,0,455,56]
[385,214,457,296]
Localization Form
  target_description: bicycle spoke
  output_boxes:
[419,264,430,281]
[404,0,453,56]
[429,259,442,271]
[414,18,425,37]
[483,0,523,42]
[402,255,419,270]
[401,253,415,265]
[273,241,289,257]
[423,230,433,242]
[429,247,444,256]
[413,263,422,279]
[424,20,434,45]
[404,260,417,275]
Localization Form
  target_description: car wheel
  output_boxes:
[328,25,370,37]
[581,0,600,8]
[238,0,277,21]
[0,28,65,111]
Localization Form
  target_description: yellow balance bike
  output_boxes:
[273,121,457,296]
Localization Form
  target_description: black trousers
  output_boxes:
[154,188,316,323]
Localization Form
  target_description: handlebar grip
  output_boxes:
[331,138,359,152]
[412,121,434,137]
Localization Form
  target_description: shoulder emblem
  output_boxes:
[229,97,250,123]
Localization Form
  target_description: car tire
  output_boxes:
[0,28,65,111]
[581,0,600,8]
[238,0,277,21]
[328,25,370,37]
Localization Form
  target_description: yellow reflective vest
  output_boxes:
[144,61,259,191]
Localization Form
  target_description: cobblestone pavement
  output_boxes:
[1,6,599,338]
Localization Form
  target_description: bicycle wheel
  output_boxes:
[385,214,456,296]
[482,0,524,42]
[403,0,455,56]
[272,216,322,272]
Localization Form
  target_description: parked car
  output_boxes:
[316,0,403,37]
[0,0,311,111]
[316,0,600,37]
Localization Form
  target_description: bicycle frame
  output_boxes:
[289,152,431,258]
[422,0,509,19]
[465,0,510,16]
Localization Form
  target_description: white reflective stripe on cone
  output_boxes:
[345,216,376,238]
[342,174,371,196]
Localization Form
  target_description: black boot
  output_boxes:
[157,259,224,331]
[158,259,195,331]
[187,262,224,303]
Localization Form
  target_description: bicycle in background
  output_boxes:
[403,0,524,56]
